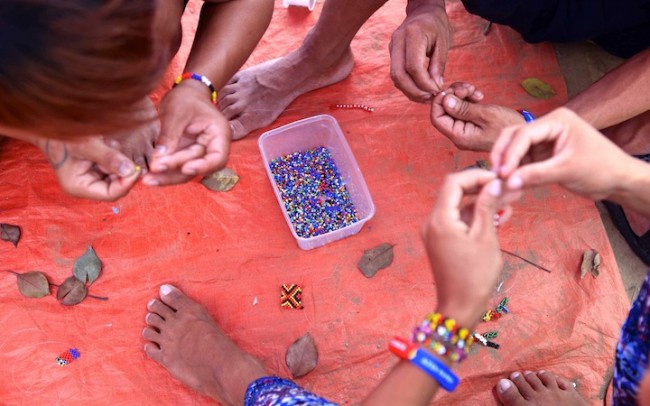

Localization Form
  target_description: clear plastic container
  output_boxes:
[259,115,375,250]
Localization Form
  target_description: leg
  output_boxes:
[495,371,587,405]
[219,0,388,139]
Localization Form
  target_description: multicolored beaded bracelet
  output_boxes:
[389,336,460,392]
[173,72,217,104]
[411,313,474,363]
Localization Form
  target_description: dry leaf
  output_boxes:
[201,168,239,192]
[358,243,394,278]
[286,333,319,378]
[11,271,50,298]
[1,223,21,247]
[580,249,601,278]
[73,246,102,284]
[521,78,556,99]
[57,276,88,305]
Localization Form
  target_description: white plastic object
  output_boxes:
[259,115,375,250]
[282,0,316,11]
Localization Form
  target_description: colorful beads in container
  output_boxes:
[270,146,360,238]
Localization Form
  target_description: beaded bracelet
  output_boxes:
[411,313,474,363]
[173,72,217,104]
[518,109,535,123]
[389,336,460,391]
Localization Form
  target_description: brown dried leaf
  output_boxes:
[73,246,102,284]
[521,78,556,99]
[580,249,601,278]
[1,223,21,247]
[57,276,88,306]
[358,243,394,278]
[286,333,319,378]
[13,271,50,298]
[201,168,239,192]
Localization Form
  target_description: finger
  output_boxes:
[437,169,497,216]
[505,155,565,190]
[390,34,432,102]
[74,169,140,201]
[404,31,440,94]
[142,170,194,187]
[429,36,448,90]
[442,94,483,125]
[469,178,502,237]
[447,82,484,102]
[180,124,231,175]
[152,143,206,172]
[154,111,188,159]
[490,126,518,176]
[430,91,455,133]
[499,121,566,178]
[75,138,136,177]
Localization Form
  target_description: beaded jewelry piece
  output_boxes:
[518,109,535,123]
[483,296,510,321]
[412,313,473,363]
[56,348,80,366]
[173,73,217,104]
[280,284,304,309]
[329,104,375,112]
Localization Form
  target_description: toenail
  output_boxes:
[160,284,173,296]
[148,299,156,307]
[511,372,521,379]
[498,379,512,393]
[524,371,533,375]
[538,370,546,375]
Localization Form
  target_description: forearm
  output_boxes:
[611,157,650,218]
[565,48,650,129]
[363,303,483,405]
[183,0,273,92]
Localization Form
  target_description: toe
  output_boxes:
[556,375,576,391]
[145,312,165,329]
[537,371,559,390]
[144,342,163,362]
[523,370,545,391]
[147,298,175,320]
[496,378,527,406]
[229,119,250,141]
[159,284,195,312]
[142,326,161,343]
[222,102,244,120]
[510,371,536,399]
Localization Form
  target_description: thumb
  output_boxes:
[79,138,136,177]
[443,94,482,123]
[469,179,501,237]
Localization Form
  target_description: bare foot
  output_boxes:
[218,47,355,139]
[143,285,267,405]
[495,371,587,406]
[431,83,524,152]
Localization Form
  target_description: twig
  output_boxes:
[500,249,552,273]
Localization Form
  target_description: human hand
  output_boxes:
[145,82,232,186]
[490,107,634,201]
[422,169,512,328]
[431,82,525,151]
[389,0,451,102]
[39,136,140,201]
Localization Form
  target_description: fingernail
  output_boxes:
[498,379,512,393]
[511,372,521,379]
[488,180,502,196]
[507,174,523,189]
[119,161,135,177]
[437,76,444,88]
[143,178,160,187]
[155,145,167,155]
[160,284,173,296]
[445,96,457,109]
[476,90,484,99]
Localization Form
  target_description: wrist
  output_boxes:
[611,157,650,206]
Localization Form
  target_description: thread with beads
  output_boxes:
[56,348,80,366]
[329,104,375,112]
[173,73,217,104]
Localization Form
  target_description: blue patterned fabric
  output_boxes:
[614,271,650,403]
[244,376,338,406]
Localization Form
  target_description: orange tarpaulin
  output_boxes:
[0,1,630,404]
